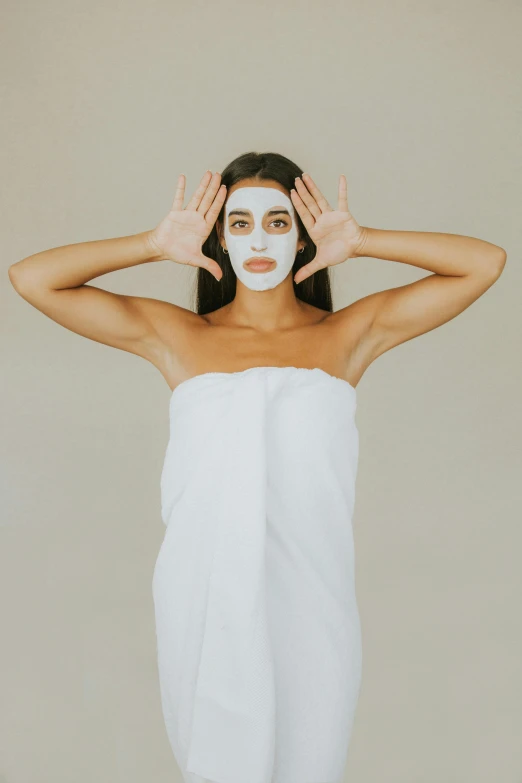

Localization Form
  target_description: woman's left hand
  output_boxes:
[291,173,367,284]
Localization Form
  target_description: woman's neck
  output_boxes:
[223,278,309,331]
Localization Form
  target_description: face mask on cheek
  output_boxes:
[223,187,299,291]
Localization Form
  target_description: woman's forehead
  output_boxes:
[225,186,293,213]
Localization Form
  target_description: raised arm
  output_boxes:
[8,231,177,361]
[7,171,226,363]
[344,226,507,359]
[290,173,507,370]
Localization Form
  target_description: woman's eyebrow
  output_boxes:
[228,207,290,218]
[228,209,250,217]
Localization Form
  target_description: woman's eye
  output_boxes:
[230,219,288,229]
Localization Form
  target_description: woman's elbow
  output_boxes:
[485,246,507,279]
[8,261,26,291]
[8,259,41,294]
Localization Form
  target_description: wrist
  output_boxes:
[353,226,372,258]
[143,230,163,261]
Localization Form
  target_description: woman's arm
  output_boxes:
[7,231,183,361]
[289,173,507,364]
[7,172,226,362]
[345,227,507,358]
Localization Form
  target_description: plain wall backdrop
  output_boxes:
[2,1,521,781]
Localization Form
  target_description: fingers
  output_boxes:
[205,183,227,227]
[170,174,186,212]
[294,258,324,285]
[295,173,332,216]
[338,174,349,212]
[196,172,223,215]
[290,188,316,233]
[185,170,213,211]
[294,176,321,220]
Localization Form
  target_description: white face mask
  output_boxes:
[223,187,299,291]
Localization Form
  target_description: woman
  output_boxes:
[9,151,506,783]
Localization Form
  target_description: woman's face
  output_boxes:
[221,178,305,291]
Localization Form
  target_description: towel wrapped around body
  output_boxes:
[153,366,362,783]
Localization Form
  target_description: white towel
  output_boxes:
[153,366,362,783]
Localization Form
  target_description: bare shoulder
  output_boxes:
[324,292,389,384]
[328,291,385,336]
[130,294,201,333]
[126,295,206,367]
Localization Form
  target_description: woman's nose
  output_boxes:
[250,225,267,252]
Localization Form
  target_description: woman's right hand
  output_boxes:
[146,171,226,281]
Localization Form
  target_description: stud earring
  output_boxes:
[223,247,229,254]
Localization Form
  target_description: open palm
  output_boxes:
[291,173,367,284]
[148,171,226,281]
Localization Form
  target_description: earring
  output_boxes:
[298,247,304,253]
[223,248,229,254]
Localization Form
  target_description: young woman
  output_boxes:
[9,151,506,783]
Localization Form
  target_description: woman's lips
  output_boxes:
[244,257,276,273]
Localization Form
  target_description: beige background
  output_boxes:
[2,1,521,781]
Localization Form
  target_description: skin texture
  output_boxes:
[8,169,507,391]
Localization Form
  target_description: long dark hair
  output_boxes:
[194,151,333,315]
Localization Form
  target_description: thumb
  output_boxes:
[293,257,325,285]
[190,253,223,282]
